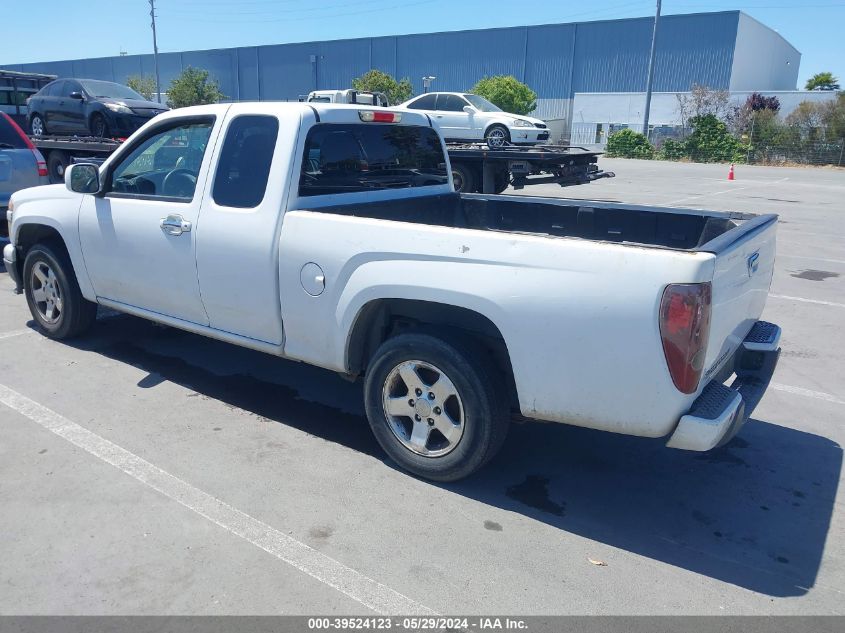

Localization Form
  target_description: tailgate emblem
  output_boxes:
[747,252,760,277]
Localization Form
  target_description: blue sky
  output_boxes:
[2,0,843,88]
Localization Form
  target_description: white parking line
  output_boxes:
[661,177,789,206]
[769,294,845,309]
[0,328,34,341]
[778,254,845,266]
[0,383,436,616]
[771,383,845,406]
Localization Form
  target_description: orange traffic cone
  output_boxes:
[728,164,735,181]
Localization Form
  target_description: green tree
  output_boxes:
[125,74,158,101]
[805,72,840,91]
[605,128,654,159]
[166,67,225,109]
[685,114,748,163]
[351,69,413,106]
[656,138,686,160]
[821,93,845,140]
[470,75,537,115]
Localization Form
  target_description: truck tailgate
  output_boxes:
[702,215,778,383]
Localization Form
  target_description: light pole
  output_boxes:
[422,76,436,93]
[149,0,162,104]
[642,0,662,140]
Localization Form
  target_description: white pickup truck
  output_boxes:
[3,103,781,481]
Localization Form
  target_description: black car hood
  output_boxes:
[100,98,168,111]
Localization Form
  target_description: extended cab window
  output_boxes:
[299,123,448,196]
[109,120,213,201]
[213,115,279,208]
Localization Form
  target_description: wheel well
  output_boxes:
[348,298,519,409]
[485,122,508,135]
[14,225,70,283]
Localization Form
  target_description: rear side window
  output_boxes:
[44,81,63,97]
[0,113,28,148]
[212,115,279,208]
[405,94,436,110]
[299,123,448,197]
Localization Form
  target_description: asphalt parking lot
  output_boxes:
[1,158,843,615]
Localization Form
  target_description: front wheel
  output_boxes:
[364,333,509,481]
[90,113,109,138]
[485,125,510,149]
[23,244,97,340]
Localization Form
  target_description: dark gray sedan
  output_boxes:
[1,112,48,238]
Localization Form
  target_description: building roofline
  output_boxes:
[2,10,744,68]
[736,11,801,56]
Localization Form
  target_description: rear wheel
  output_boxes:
[23,244,97,340]
[450,162,477,193]
[30,114,46,137]
[364,333,509,481]
[90,113,109,138]
[46,151,70,184]
[492,167,510,194]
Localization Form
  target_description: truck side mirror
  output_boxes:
[66,163,101,194]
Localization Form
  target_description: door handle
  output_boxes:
[160,214,192,236]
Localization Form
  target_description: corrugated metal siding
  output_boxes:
[524,24,575,99]
[572,12,738,94]
[2,11,753,106]
[395,27,526,94]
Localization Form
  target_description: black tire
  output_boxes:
[492,167,510,194]
[30,114,46,137]
[451,162,477,193]
[46,151,69,184]
[23,243,97,340]
[364,332,509,482]
[89,113,109,138]
[485,124,510,149]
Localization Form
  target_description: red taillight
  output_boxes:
[358,110,402,123]
[659,282,712,394]
[34,154,48,177]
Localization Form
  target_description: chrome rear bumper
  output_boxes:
[667,321,781,451]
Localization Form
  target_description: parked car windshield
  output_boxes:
[79,80,145,101]
[463,94,502,112]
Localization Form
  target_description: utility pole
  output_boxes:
[642,0,661,141]
[149,0,162,104]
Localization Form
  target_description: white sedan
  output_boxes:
[399,92,549,148]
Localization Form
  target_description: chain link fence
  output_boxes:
[746,141,845,166]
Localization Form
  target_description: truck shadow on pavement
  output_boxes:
[70,312,841,600]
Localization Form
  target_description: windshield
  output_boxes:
[79,80,145,101]
[463,94,502,112]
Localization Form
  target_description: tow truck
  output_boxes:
[30,133,614,193]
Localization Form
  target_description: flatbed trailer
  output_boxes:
[29,135,615,195]
[29,136,122,183]
[446,142,614,194]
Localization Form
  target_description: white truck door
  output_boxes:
[193,105,299,345]
[78,116,220,325]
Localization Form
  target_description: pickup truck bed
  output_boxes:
[304,191,765,252]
